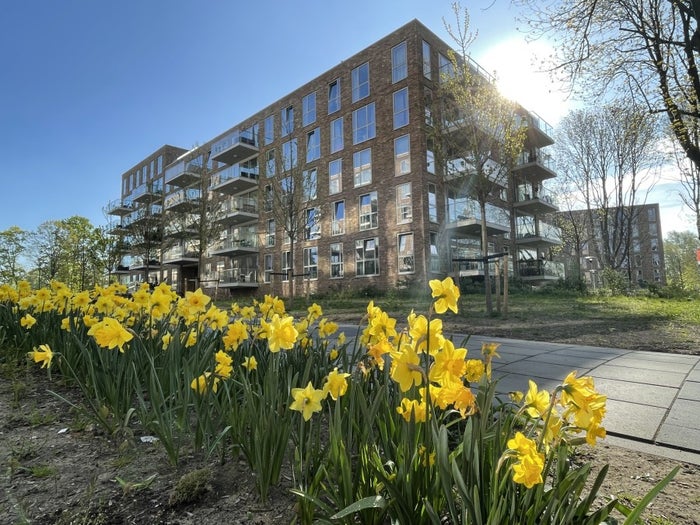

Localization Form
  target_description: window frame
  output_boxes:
[330,242,344,278]
[329,158,342,195]
[396,182,412,224]
[392,41,408,83]
[330,116,344,153]
[393,88,409,129]
[394,134,410,175]
[351,62,370,102]
[352,102,376,144]
[359,191,378,231]
[355,237,379,276]
[302,92,317,126]
[353,148,372,187]
[397,232,415,274]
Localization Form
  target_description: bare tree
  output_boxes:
[517,0,700,233]
[555,102,663,280]
[432,3,526,314]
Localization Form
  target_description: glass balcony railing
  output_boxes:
[516,150,556,172]
[212,234,258,252]
[215,268,258,285]
[131,180,163,200]
[164,159,203,186]
[163,244,198,261]
[221,195,258,215]
[447,200,509,228]
[164,188,201,210]
[517,220,561,242]
[210,164,259,189]
[518,260,565,279]
[211,127,259,165]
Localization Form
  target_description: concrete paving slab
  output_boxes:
[593,377,678,408]
[496,360,576,381]
[604,399,667,440]
[655,423,700,450]
[548,346,631,359]
[679,381,700,400]
[608,355,697,373]
[688,368,700,382]
[664,399,700,430]
[589,364,687,388]
[492,373,561,396]
[524,352,607,371]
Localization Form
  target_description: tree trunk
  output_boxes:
[480,200,492,315]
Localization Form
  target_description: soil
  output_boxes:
[2,318,700,525]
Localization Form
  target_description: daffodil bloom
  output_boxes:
[408,315,444,355]
[161,333,172,350]
[390,344,423,392]
[368,338,393,370]
[318,318,339,338]
[28,344,53,369]
[324,368,350,400]
[464,359,485,383]
[307,303,323,322]
[289,381,325,421]
[329,348,339,360]
[429,339,467,384]
[214,350,233,378]
[429,276,460,314]
[183,288,211,315]
[204,305,230,331]
[184,329,198,348]
[242,356,258,371]
[190,372,220,394]
[239,305,256,320]
[87,317,134,352]
[396,397,427,422]
[20,313,36,329]
[524,380,551,419]
[507,431,538,455]
[438,380,477,417]
[512,449,545,488]
[61,317,71,332]
[267,314,299,353]
[222,320,248,351]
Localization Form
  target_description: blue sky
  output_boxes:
[0,0,693,235]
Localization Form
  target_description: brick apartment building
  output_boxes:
[105,19,561,297]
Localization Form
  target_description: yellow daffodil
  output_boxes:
[190,372,219,394]
[323,368,350,400]
[214,350,233,378]
[524,380,551,419]
[307,303,323,322]
[222,320,249,351]
[161,333,172,350]
[329,348,339,360]
[20,313,36,329]
[429,276,460,314]
[429,339,467,384]
[390,345,423,392]
[396,397,427,422]
[464,359,485,383]
[289,381,325,421]
[267,314,299,353]
[87,317,134,352]
[512,449,545,488]
[28,344,53,369]
[242,356,257,371]
[318,318,338,338]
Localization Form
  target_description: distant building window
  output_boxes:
[427,148,435,174]
[303,168,317,201]
[353,103,376,144]
[393,88,409,128]
[264,254,273,283]
[332,200,345,235]
[422,40,432,79]
[356,238,379,276]
[392,41,408,83]
[305,207,320,240]
[428,184,438,222]
[267,219,275,247]
[359,191,378,230]
[282,139,297,170]
[330,117,344,153]
[330,243,344,278]
[329,159,342,195]
[394,135,411,175]
[281,106,294,136]
[328,78,341,114]
[302,92,316,126]
[306,128,321,162]
[398,233,414,273]
[429,231,440,272]
[396,182,412,224]
[353,148,372,187]
[351,62,370,102]
[304,246,318,279]
[282,251,291,281]
[266,149,276,178]
[438,52,454,79]
[264,114,275,145]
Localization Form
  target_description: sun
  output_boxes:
[477,37,570,126]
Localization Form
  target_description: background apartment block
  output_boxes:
[106,20,561,297]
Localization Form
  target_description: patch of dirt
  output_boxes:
[1,368,699,524]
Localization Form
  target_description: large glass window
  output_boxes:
[282,251,291,281]
[329,159,342,195]
[429,232,440,272]
[328,78,341,114]
[330,117,344,153]
[264,184,273,211]
[359,191,378,230]
[264,254,273,283]
[264,114,275,145]
[282,139,297,170]
[427,148,435,174]
[267,219,275,247]
[305,208,320,240]
[302,92,316,126]
[303,168,317,201]
[428,183,438,222]
[332,200,345,235]
[304,247,318,280]
[398,233,414,273]
[266,149,276,178]
[439,53,454,79]
[353,103,376,144]
[392,41,408,83]
[306,128,321,162]
[351,62,370,102]
[353,148,372,187]
[393,88,409,128]
[330,243,344,278]
[396,182,412,224]
[394,134,410,175]
[281,106,294,136]
[356,238,379,276]
[422,40,432,79]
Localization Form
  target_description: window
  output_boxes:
[330,243,344,278]
[356,238,379,276]
[330,117,344,153]
[351,62,370,102]
[264,185,273,211]
[353,148,372,187]
[282,139,297,170]
[422,40,432,79]
[396,183,412,223]
[264,115,275,145]
[438,53,454,79]
[648,207,657,221]
[428,184,438,222]
[303,247,318,279]
[429,232,440,272]
[306,128,320,162]
[328,78,341,113]
[394,134,410,175]
[264,254,273,283]
[266,149,276,178]
[302,92,316,126]
[305,208,320,240]
[157,155,163,174]
[353,103,376,144]
[281,106,294,136]
[393,88,409,128]
[359,191,378,230]
[392,41,408,83]
[282,251,291,281]
[426,148,435,174]
[329,159,342,195]
[332,200,345,235]
[398,233,414,273]
[303,168,317,201]
[424,88,433,125]
[267,219,275,247]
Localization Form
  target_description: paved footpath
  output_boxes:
[464,335,700,464]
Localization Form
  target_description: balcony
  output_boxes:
[164,220,198,239]
[516,220,561,247]
[164,159,202,187]
[105,198,134,216]
[215,268,259,288]
[162,244,199,266]
[209,164,259,195]
[210,235,259,257]
[518,111,554,149]
[107,221,130,235]
[131,180,164,204]
[129,204,163,224]
[513,188,558,215]
[518,259,565,281]
[211,129,258,165]
[216,195,258,227]
[444,157,507,189]
[446,202,510,237]
[164,188,201,212]
[512,150,557,182]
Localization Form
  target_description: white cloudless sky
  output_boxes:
[0,0,693,235]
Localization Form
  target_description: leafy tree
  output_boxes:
[432,4,526,314]
[0,226,28,285]
[664,229,700,292]
[517,0,700,237]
